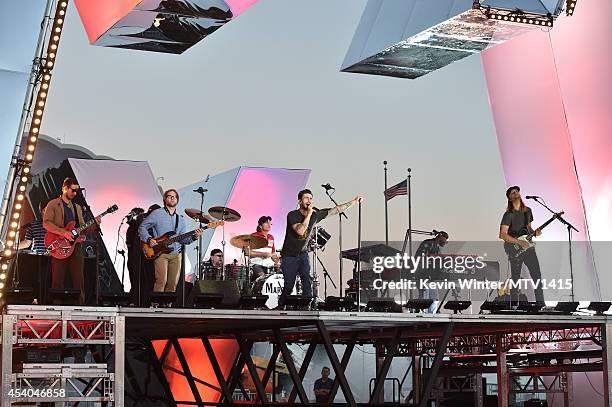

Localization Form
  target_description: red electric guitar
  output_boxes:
[45,204,118,259]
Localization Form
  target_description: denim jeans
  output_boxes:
[278,253,312,306]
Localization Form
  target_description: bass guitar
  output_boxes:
[45,204,119,259]
[503,211,564,259]
[141,221,224,260]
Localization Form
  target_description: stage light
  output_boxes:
[30,137,37,143]
[6,241,13,247]
[27,146,35,152]
[54,27,61,33]
[57,19,63,25]
[52,35,59,42]
[0,273,6,279]
[50,44,57,50]
[444,300,472,314]
[43,74,51,81]
[47,61,54,68]
[14,204,21,210]
[566,0,577,16]
[587,302,611,316]
[16,194,23,201]
[1,264,7,270]
[35,109,43,116]
[34,118,41,124]
[5,249,12,256]
[8,231,15,238]
[19,185,26,191]
[10,222,17,228]
[59,10,65,16]
[40,92,47,98]
[13,213,20,219]
[25,155,33,162]
[60,1,67,7]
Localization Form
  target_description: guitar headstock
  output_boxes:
[556,211,565,217]
[106,204,119,214]
[207,220,224,229]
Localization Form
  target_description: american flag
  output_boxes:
[384,179,407,201]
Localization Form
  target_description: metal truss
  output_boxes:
[1,307,124,406]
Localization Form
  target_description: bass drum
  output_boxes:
[251,273,298,309]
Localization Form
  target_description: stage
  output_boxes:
[2,304,611,406]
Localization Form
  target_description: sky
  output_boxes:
[36,0,507,293]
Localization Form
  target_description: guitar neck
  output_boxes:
[73,209,110,235]
[166,229,197,245]
[529,213,560,237]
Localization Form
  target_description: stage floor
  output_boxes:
[3,305,607,342]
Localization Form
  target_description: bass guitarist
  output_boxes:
[499,185,544,303]
[43,177,101,304]
[138,189,203,293]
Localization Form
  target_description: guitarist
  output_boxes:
[138,189,203,293]
[499,186,544,303]
[43,177,101,304]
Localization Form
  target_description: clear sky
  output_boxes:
[40,0,508,291]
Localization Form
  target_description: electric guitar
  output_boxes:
[141,221,224,260]
[503,211,564,259]
[45,204,119,259]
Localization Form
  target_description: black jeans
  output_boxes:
[509,249,544,302]
[278,253,312,306]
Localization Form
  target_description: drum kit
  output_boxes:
[183,205,294,308]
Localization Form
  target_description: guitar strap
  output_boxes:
[71,201,80,228]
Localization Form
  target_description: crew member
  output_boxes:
[313,367,334,404]
[415,231,449,313]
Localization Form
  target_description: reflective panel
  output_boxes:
[342,0,566,79]
[75,0,233,54]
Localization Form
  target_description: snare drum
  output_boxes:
[251,273,298,309]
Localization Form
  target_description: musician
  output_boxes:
[499,186,544,303]
[278,189,363,308]
[415,231,448,313]
[18,200,48,255]
[249,216,279,281]
[43,177,101,304]
[201,248,224,280]
[138,189,203,293]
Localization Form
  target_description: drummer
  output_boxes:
[201,248,224,280]
[248,216,279,281]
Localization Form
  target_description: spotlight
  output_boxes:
[444,301,472,314]
[365,298,402,313]
[587,302,611,316]
[404,299,434,313]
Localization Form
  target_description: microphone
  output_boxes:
[193,187,208,194]
[321,183,334,191]
[525,195,540,200]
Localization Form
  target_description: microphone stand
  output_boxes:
[324,187,347,296]
[118,249,126,287]
[530,197,579,301]
[194,187,208,279]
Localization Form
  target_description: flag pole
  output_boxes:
[407,168,412,257]
[383,161,389,246]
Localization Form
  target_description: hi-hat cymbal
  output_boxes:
[184,208,212,224]
[209,206,241,222]
[230,234,267,250]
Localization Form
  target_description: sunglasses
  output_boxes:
[70,188,80,192]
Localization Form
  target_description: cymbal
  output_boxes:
[184,208,211,224]
[230,234,267,250]
[209,206,241,222]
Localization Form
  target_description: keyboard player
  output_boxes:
[415,231,449,312]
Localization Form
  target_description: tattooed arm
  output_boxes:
[327,196,363,216]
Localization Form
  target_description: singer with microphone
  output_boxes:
[277,188,363,309]
[499,185,544,303]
